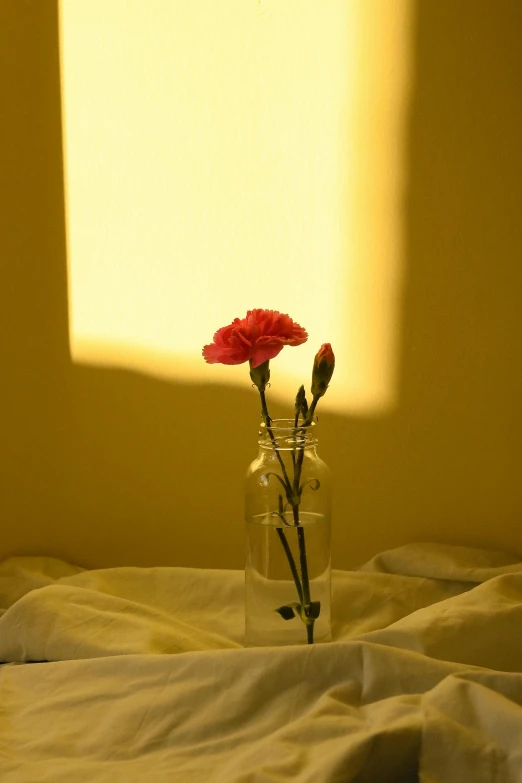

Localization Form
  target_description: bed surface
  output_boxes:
[1,543,522,781]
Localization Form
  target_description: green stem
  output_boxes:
[296,526,311,604]
[291,408,299,471]
[293,395,320,497]
[256,388,317,644]
[274,495,304,604]
[306,622,314,644]
[259,389,294,494]
[292,395,321,644]
[275,528,304,606]
[293,503,314,643]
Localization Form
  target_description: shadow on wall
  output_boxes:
[0,1,521,570]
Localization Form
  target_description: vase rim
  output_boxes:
[257,417,318,449]
[259,417,318,430]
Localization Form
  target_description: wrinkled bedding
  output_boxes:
[1,543,522,782]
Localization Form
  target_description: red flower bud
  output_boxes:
[311,343,335,398]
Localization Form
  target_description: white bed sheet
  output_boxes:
[1,543,521,782]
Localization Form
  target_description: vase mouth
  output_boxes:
[258,417,318,449]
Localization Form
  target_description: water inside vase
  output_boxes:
[245,511,331,647]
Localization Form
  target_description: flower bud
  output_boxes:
[311,343,335,398]
[249,359,270,392]
[294,385,308,419]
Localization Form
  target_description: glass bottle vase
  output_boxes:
[244,418,331,647]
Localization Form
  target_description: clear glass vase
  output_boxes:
[245,418,331,647]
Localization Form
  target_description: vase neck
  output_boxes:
[257,418,318,451]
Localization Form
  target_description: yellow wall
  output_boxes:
[59,0,412,416]
[1,0,521,570]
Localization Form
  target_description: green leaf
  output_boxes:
[275,604,300,620]
[300,478,321,494]
[307,601,321,619]
[264,472,288,493]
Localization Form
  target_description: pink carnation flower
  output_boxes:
[202,309,308,368]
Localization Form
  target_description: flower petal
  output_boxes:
[251,341,285,367]
[202,309,307,367]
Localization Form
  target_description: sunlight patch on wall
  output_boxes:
[59,0,413,414]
